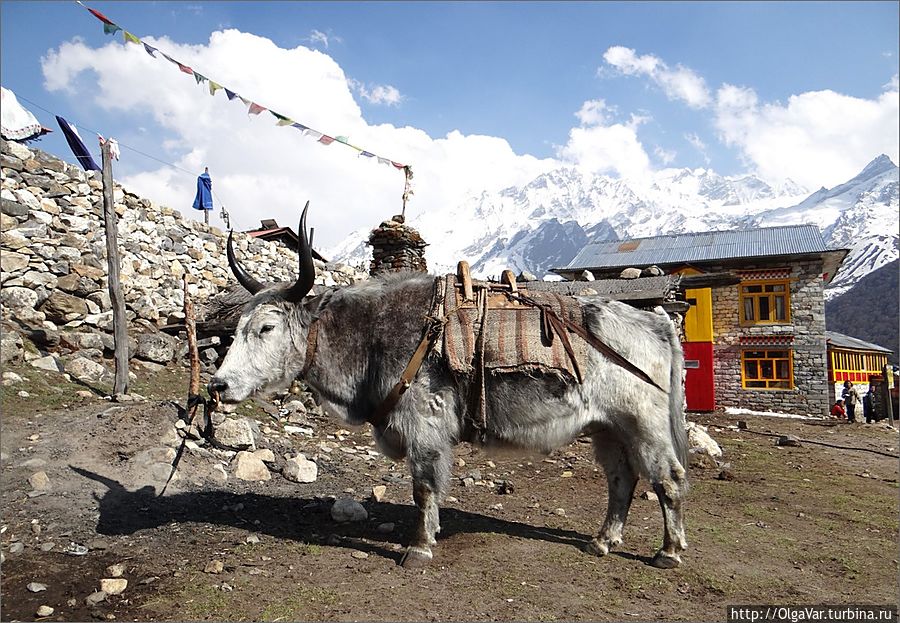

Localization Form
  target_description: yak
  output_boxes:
[209,204,689,569]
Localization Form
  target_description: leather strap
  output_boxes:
[301,321,318,378]
[369,319,443,428]
[508,292,666,393]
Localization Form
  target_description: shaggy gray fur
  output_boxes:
[210,271,689,568]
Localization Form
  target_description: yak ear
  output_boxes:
[227,230,265,294]
[284,201,315,302]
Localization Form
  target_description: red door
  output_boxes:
[683,341,715,411]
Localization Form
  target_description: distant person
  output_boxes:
[842,381,861,423]
[863,384,877,423]
[831,399,846,419]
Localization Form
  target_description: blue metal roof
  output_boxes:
[559,224,829,271]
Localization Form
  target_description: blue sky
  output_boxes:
[1,1,898,248]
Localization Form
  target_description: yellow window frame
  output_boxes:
[739,279,791,325]
[741,348,794,390]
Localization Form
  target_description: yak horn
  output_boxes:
[226,230,264,294]
[284,201,316,302]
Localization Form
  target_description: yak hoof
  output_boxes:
[651,550,681,569]
[401,546,433,569]
[585,538,611,557]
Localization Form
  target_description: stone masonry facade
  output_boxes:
[710,258,829,416]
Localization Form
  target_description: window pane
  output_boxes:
[769,380,791,389]
[761,360,774,378]
[776,360,790,379]
[744,360,758,379]
[747,350,765,358]
[746,380,767,388]
[745,285,763,293]
[759,296,771,320]
[769,284,785,292]
[775,295,785,320]
[744,299,754,321]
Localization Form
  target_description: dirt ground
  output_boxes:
[1,362,898,622]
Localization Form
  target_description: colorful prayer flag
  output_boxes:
[271,112,294,126]
[291,122,308,131]
[142,42,158,57]
[318,135,335,145]
[88,6,114,24]
[123,31,140,44]
[224,88,238,100]
[208,81,222,95]
[103,22,121,35]
[248,102,267,115]
[194,72,208,85]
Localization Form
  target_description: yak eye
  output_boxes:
[259,324,275,335]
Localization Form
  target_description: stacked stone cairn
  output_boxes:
[0,138,369,384]
[367,216,427,275]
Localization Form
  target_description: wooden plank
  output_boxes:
[457,261,474,302]
[100,140,129,396]
[501,269,518,294]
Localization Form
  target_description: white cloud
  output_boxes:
[307,29,341,49]
[602,46,899,188]
[575,99,611,126]
[654,145,676,165]
[348,79,404,106]
[603,46,712,109]
[684,132,710,164]
[40,30,555,251]
[714,83,900,188]
[556,106,652,180]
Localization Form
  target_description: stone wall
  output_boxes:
[0,139,368,378]
[367,217,427,275]
[710,259,829,416]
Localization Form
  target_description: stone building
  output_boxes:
[553,225,849,416]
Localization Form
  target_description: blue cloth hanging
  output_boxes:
[193,171,213,211]
[56,116,100,171]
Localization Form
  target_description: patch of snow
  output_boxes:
[724,407,825,420]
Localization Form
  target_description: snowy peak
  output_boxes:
[330,156,897,296]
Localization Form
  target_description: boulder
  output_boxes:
[0,251,29,272]
[65,357,111,385]
[212,417,259,451]
[330,498,368,523]
[134,332,175,363]
[0,285,38,312]
[619,267,642,279]
[39,291,88,322]
[0,331,23,364]
[233,451,271,482]
[283,455,318,483]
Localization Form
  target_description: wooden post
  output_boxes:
[183,275,208,436]
[882,364,895,428]
[101,140,129,396]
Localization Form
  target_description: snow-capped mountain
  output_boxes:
[329,155,899,297]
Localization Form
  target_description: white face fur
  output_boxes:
[213,304,299,405]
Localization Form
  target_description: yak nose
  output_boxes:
[208,378,229,397]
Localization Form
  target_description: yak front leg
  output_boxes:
[586,432,638,557]
[401,446,451,568]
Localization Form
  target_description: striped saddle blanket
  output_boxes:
[433,275,591,383]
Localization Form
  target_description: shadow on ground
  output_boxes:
[69,466,645,566]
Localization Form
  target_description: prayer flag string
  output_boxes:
[74,1,413,193]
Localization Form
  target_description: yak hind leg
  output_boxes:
[401,445,451,568]
[650,461,688,568]
[586,431,638,557]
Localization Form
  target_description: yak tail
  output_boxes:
[664,316,689,477]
